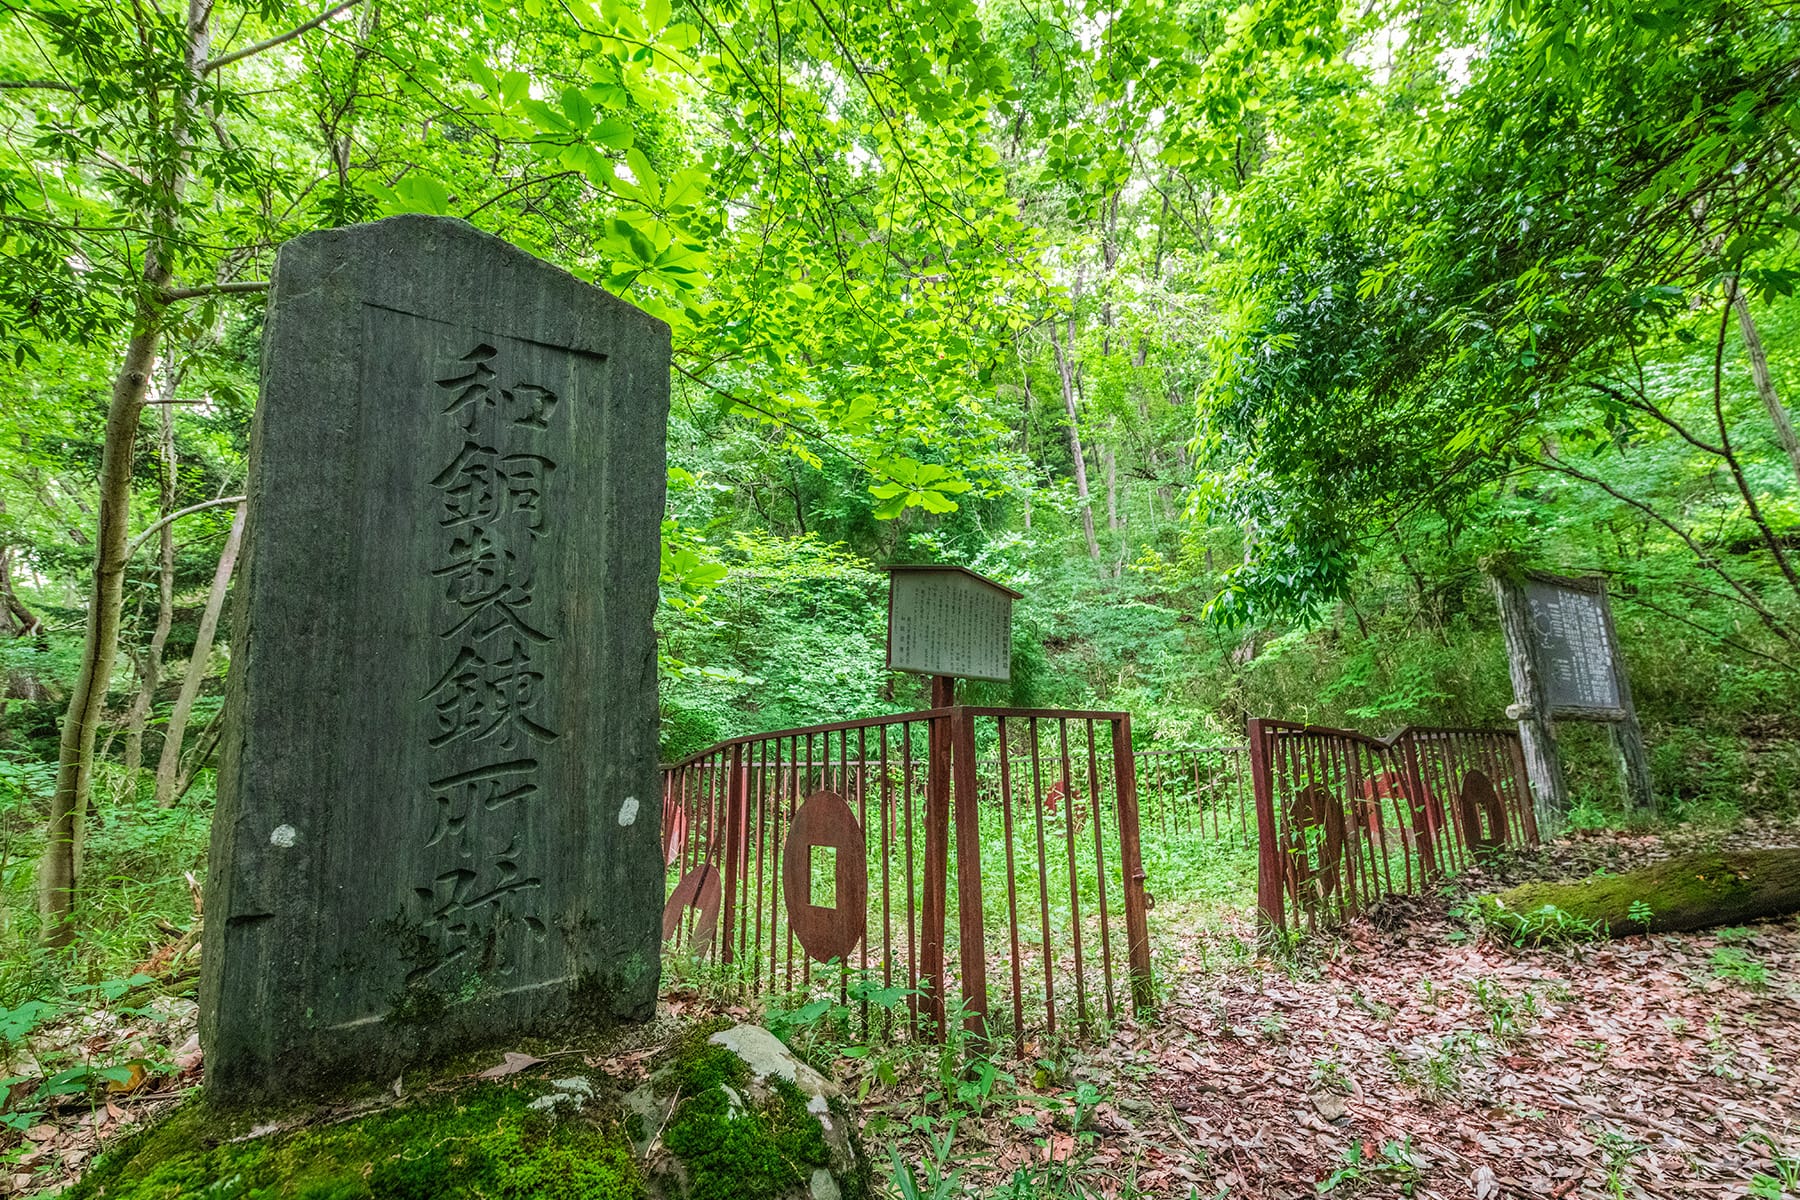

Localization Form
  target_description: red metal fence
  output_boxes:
[1132,745,1253,847]
[1248,721,1538,931]
[660,707,1152,1049]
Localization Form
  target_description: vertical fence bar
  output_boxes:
[951,705,987,1038]
[998,717,1026,1051]
[719,743,744,965]
[1112,715,1153,1013]
[1030,718,1056,1036]
[921,693,952,1036]
[1248,719,1285,933]
[1085,719,1116,1020]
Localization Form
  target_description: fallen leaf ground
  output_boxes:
[851,818,1800,1200]
[14,817,1800,1199]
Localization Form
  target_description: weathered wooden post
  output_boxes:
[884,565,1020,1038]
[1491,566,1652,831]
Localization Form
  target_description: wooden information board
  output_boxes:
[1523,578,1622,714]
[885,565,1020,683]
[1492,569,1652,821]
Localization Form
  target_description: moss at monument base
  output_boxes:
[65,1081,642,1200]
[67,1022,869,1200]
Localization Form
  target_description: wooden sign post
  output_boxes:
[1492,568,1652,829]
[884,565,1019,1038]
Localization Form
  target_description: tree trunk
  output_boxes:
[1050,323,1100,562]
[1102,443,1119,531]
[1729,283,1800,489]
[155,503,244,807]
[38,0,208,945]
[1481,849,1800,940]
[123,391,180,777]
[1490,570,1568,829]
[40,315,162,942]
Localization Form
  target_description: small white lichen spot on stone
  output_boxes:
[270,824,298,848]
[617,796,639,826]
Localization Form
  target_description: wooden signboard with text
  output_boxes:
[885,565,1020,684]
[1493,570,1652,824]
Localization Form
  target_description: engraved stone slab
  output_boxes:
[200,217,669,1100]
[885,565,1020,683]
[1523,578,1621,712]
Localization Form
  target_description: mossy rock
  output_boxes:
[625,1023,868,1200]
[1477,847,1800,943]
[65,1077,642,1200]
[65,1022,867,1200]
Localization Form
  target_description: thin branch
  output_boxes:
[463,171,582,220]
[1708,286,1800,599]
[203,0,364,71]
[0,79,77,92]
[1582,380,1726,458]
[670,360,879,477]
[1537,452,1794,643]
[159,279,270,302]
[125,496,246,559]
[1614,591,1791,668]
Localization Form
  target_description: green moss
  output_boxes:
[1477,849,1799,942]
[66,1082,642,1200]
[661,1071,830,1200]
[660,1018,740,1097]
[651,1025,847,1200]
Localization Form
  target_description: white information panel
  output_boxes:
[886,567,1017,683]
[1524,579,1621,712]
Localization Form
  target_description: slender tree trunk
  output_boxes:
[38,0,208,945]
[1094,444,1108,532]
[155,503,244,807]
[123,391,180,776]
[40,317,163,941]
[1050,323,1100,562]
[1704,299,1800,603]
[0,500,40,638]
[1729,283,1800,489]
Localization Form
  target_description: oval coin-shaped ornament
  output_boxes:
[782,789,868,963]
[662,863,722,956]
[1459,770,1507,851]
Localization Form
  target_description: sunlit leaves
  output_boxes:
[868,459,974,517]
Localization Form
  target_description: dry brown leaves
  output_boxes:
[965,819,1800,1199]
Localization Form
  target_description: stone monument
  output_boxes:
[201,216,668,1099]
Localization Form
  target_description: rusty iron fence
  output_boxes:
[1132,745,1252,847]
[1248,721,1538,931]
[660,707,1152,1050]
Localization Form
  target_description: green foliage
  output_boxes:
[1472,900,1605,948]
[1709,946,1770,992]
[1318,1137,1428,1196]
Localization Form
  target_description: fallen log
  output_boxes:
[1477,847,1800,941]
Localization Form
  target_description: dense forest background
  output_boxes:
[2,0,1798,984]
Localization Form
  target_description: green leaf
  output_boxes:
[560,87,594,128]
[624,147,662,204]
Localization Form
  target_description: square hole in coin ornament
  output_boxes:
[810,843,838,907]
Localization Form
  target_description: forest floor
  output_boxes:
[9,817,1800,1198]
[856,817,1800,1200]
